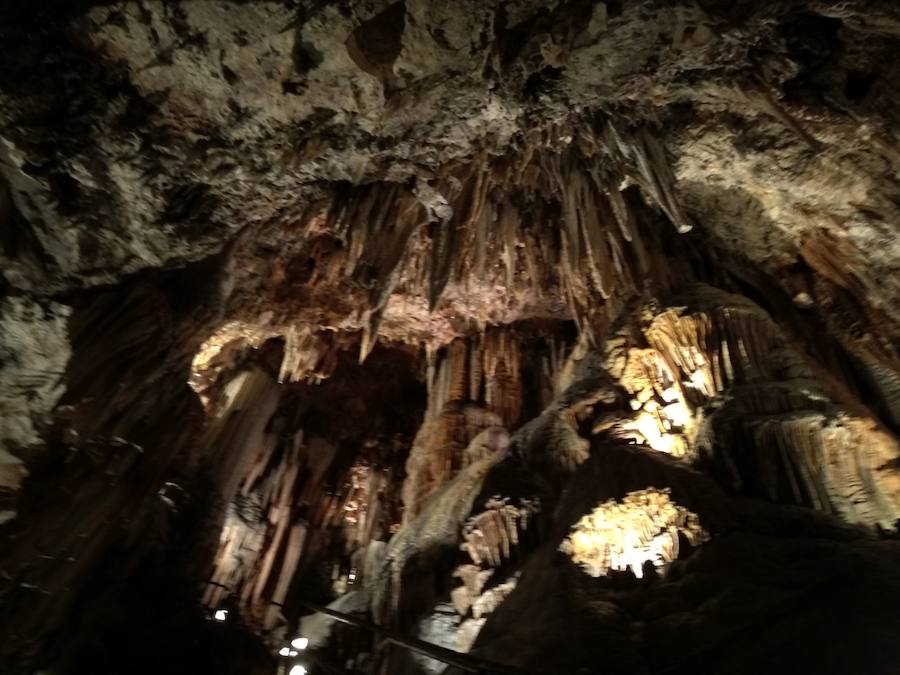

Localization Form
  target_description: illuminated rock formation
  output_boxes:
[559,488,708,578]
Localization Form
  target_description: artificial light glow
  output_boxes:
[279,647,291,657]
[560,488,708,578]
[660,386,679,403]
[291,637,309,650]
[625,412,674,453]
[687,368,710,394]
[213,609,228,621]
[289,666,307,675]
[662,401,690,429]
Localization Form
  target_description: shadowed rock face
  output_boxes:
[1,2,899,674]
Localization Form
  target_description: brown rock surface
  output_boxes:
[1,2,899,674]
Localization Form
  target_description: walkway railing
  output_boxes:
[296,599,533,675]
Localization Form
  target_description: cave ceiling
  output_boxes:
[1,1,900,674]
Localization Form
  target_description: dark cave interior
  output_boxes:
[1,2,900,674]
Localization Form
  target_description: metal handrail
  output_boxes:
[204,580,533,674]
[296,599,533,675]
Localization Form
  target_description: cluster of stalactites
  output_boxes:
[610,291,792,460]
[321,183,426,362]
[746,414,900,528]
[448,495,538,653]
[334,455,400,554]
[459,496,538,568]
[426,329,523,428]
[307,120,691,360]
[202,365,404,629]
[196,365,280,613]
[188,321,340,407]
[452,572,519,654]
[202,368,282,500]
[203,425,398,629]
[559,488,708,579]
[278,324,339,384]
[400,408,507,524]
[607,286,900,531]
[615,348,694,457]
[203,420,310,629]
[644,299,783,395]
[401,327,547,522]
[655,294,900,530]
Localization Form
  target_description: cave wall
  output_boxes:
[1,1,899,674]
[0,255,230,671]
[368,287,900,675]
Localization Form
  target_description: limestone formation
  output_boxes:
[1,2,899,675]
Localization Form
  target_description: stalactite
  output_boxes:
[404,326,536,521]
[460,496,538,567]
[499,202,519,291]
[350,189,425,362]
[429,161,489,310]
[608,285,900,531]
[446,339,470,405]
[202,368,281,503]
[235,118,690,361]
[482,329,522,427]
[469,333,483,402]
[577,172,613,299]
[278,325,333,384]
[600,122,693,234]
[401,404,505,523]
[472,201,489,280]
[559,488,709,579]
